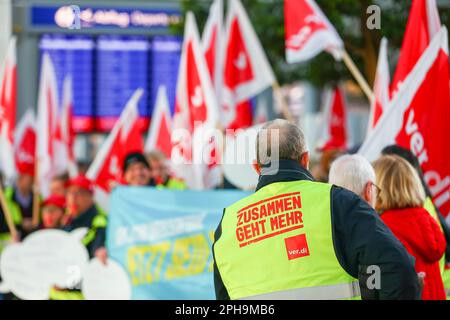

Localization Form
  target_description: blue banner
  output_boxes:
[106,187,250,300]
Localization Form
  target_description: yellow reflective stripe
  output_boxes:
[240,281,361,300]
[93,214,107,228]
[82,228,96,246]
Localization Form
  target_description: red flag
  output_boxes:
[0,37,17,181]
[222,0,275,129]
[36,53,59,197]
[14,110,36,176]
[391,0,441,95]
[144,85,173,158]
[172,12,220,189]
[317,87,348,151]
[202,0,226,188]
[87,89,144,209]
[368,38,390,134]
[202,0,223,97]
[360,27,450,217]
[54,75,77,177]
[284,0,343,63]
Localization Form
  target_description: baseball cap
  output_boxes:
[66,175,94,193]
[123,152,150,172]
[42,194,66,210]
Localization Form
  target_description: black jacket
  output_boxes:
[213,160,420,300]
[63,205,106,258]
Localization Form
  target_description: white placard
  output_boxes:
[82,258,131,300]
[0,230,89,300]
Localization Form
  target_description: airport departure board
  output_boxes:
[38,34,182,133]
[39,34,95,132]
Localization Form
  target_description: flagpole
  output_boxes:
[272,81,294,123]
[0,183,18,240]
[341,49,374,103]
[32,159,40,228]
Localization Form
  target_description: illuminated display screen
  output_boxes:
[38,34,182,133]
[150,35,182,116]
[39,34,95,132]
[96,35,149,131]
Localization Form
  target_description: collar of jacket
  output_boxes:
[256,159,315,192]
[69,204,98,228]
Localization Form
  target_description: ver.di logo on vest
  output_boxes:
[285,233,310,260]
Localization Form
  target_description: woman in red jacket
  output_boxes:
[373,155,446,300]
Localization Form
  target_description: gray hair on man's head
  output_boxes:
[328,154,376,196]
[256,119,307,166]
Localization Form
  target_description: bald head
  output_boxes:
[256,119,308,167]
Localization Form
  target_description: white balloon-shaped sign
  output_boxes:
[82,258,131,300]
[0,229,89,300]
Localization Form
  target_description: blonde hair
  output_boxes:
[146,150,167,162]
[373,155,426,212]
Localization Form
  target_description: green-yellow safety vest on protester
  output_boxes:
[156,178,187,190]
[423,197,446,275]
[49,287,84,300]
[81,206,108,247]
[0,187,23,252]
[213,180,360,300]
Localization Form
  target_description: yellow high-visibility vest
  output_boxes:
[214,180,360,300]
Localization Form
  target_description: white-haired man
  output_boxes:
[212,119,419,300]
[329,154,378,208]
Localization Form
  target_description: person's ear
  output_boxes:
[252,160,261,175]
[364,182,374,207]
[300,152,310,170]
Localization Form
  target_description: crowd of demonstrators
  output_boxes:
[0,122,448,300]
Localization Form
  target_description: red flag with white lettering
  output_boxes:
[359,27,450,217]
[222,0,275,129]
[368,38,390,134]
[36,53,59,197]
[14,110,36,176]
[172,12,220,189]
[144,85,173,158]
[54,75,77,177]
[87,89,144,210]
[0,36,17,182]
[284,0,343,63]
[317,87,348,151]
[391,0,441,95]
